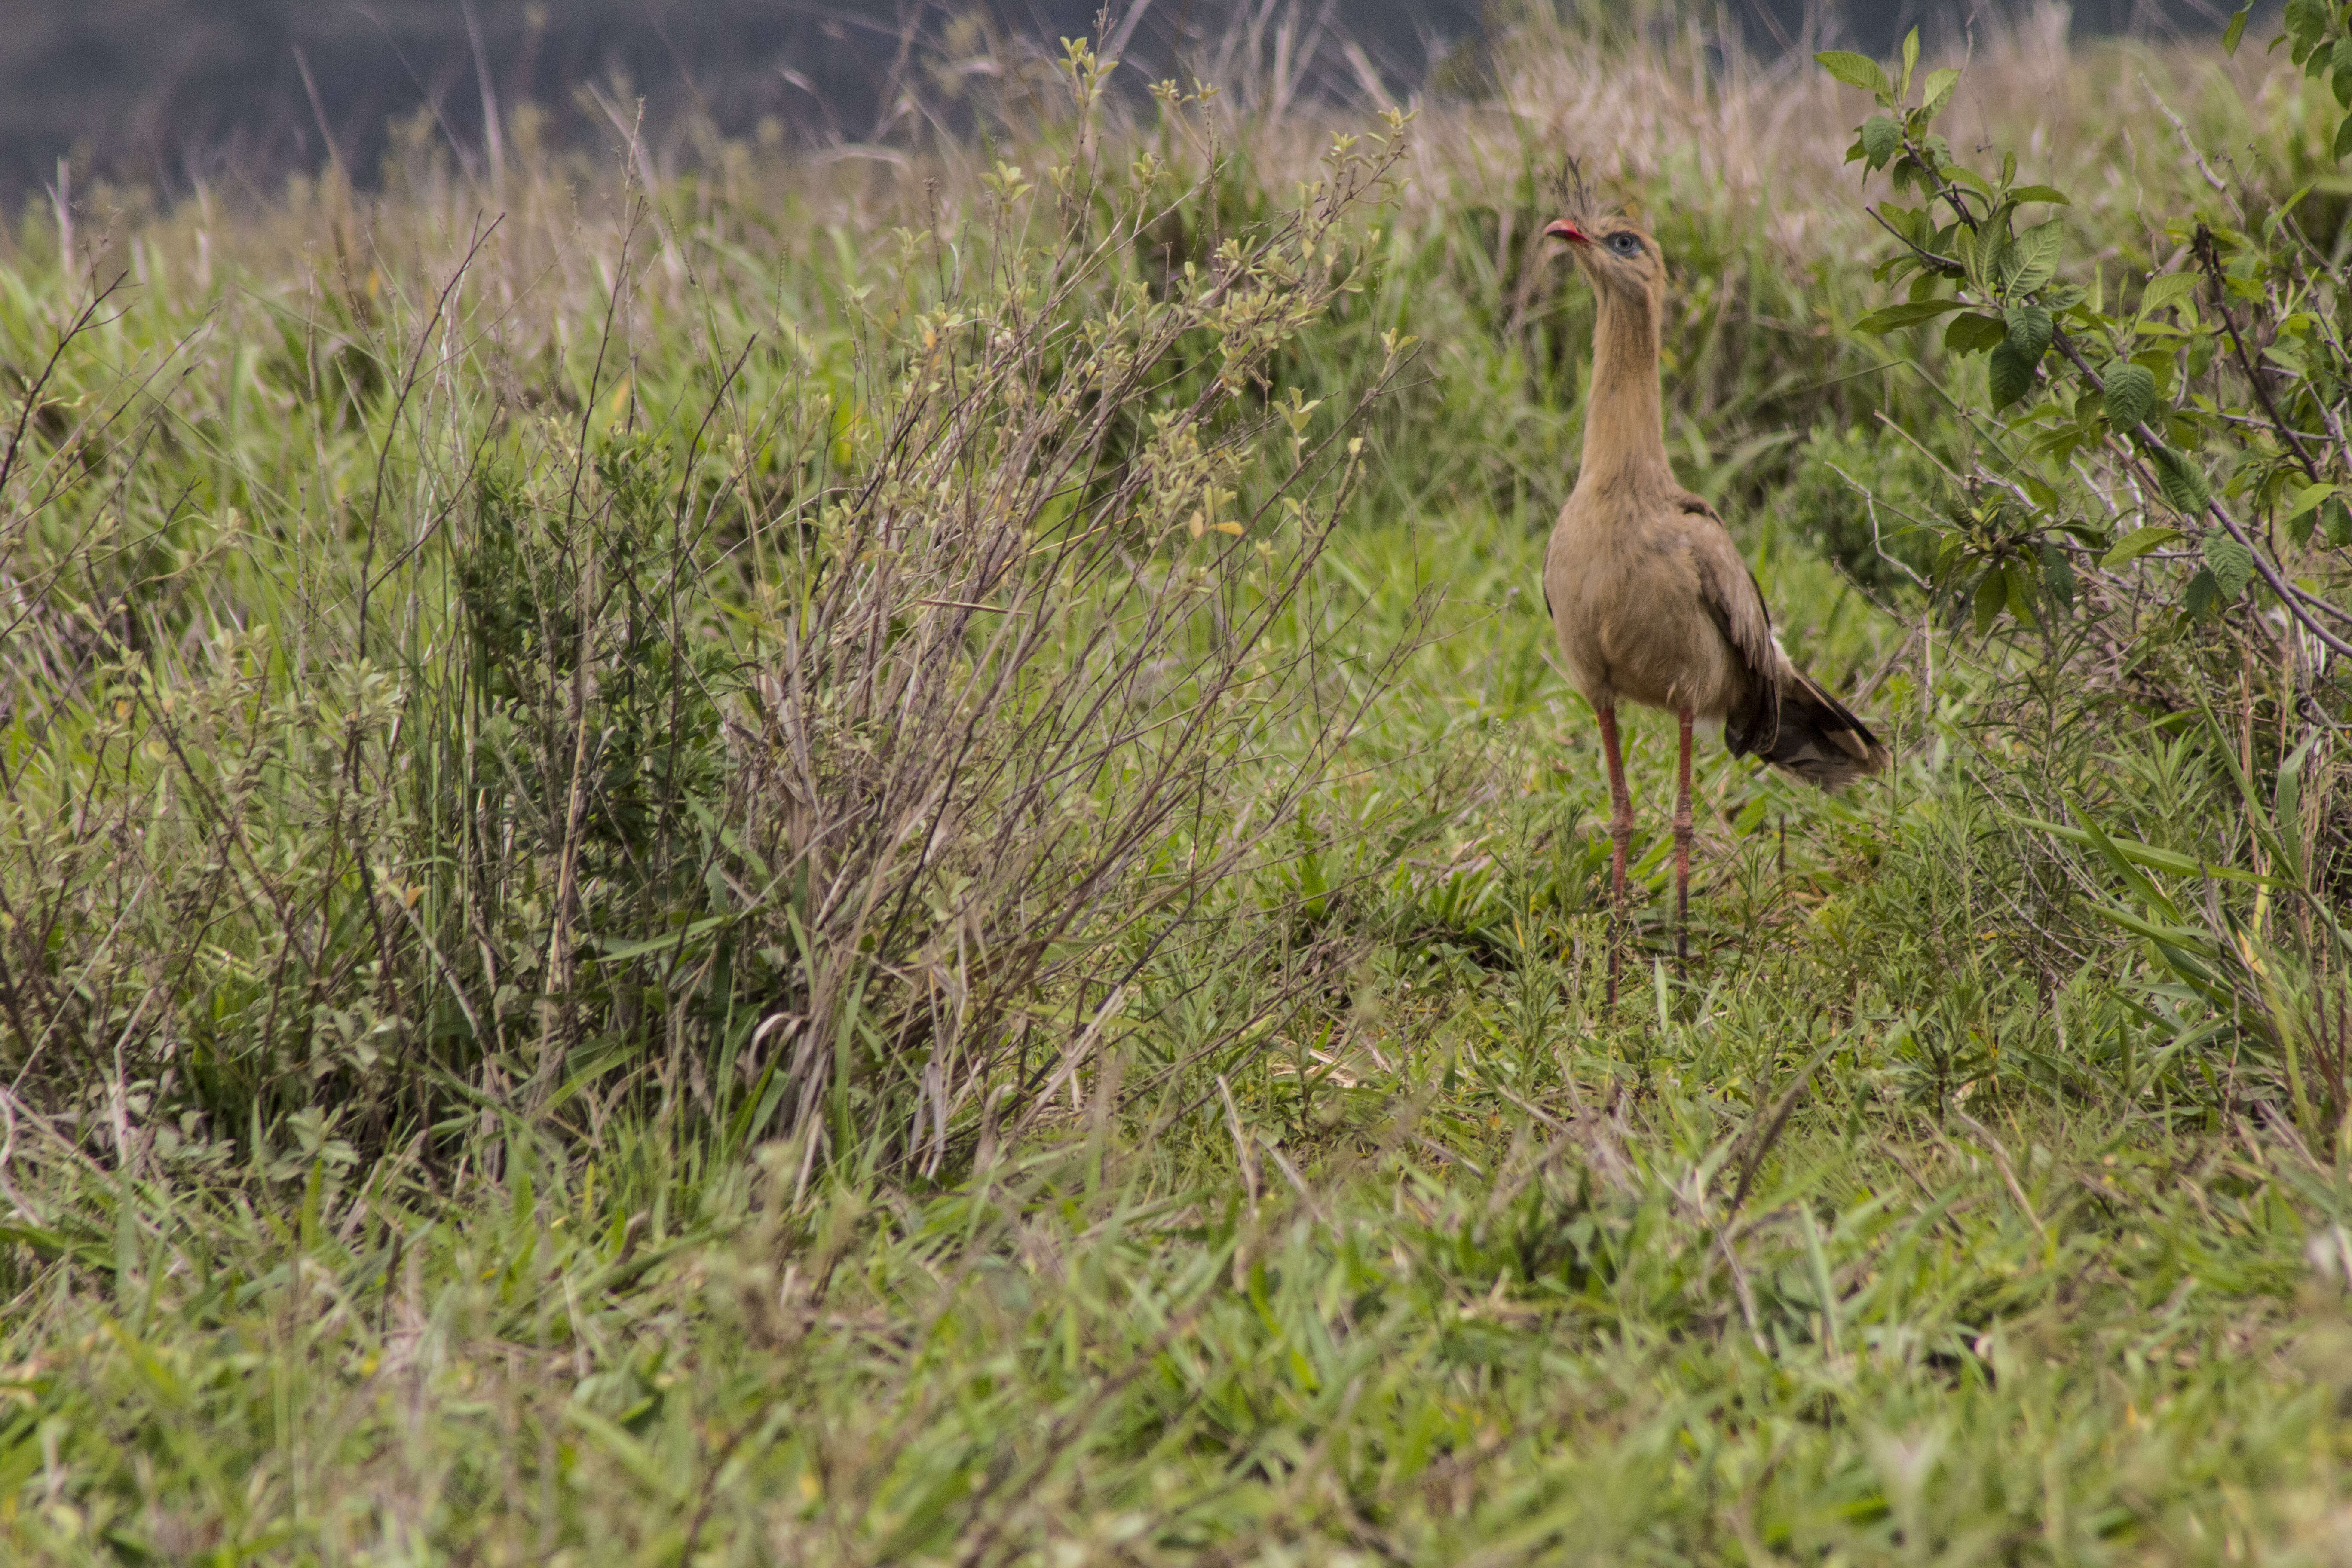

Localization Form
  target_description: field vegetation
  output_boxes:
[0,3,2349,1562]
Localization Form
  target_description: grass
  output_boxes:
[0,6,2350,1563]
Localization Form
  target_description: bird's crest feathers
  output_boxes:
[1552,156,1644,235]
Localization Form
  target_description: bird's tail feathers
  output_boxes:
[1761,665,1888,790]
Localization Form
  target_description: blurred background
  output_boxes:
[0,0,2244,211]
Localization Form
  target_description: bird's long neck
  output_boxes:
[1579,285,1670,491]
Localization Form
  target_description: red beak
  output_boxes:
[1544,218,1592,245]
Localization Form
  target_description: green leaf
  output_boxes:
[2041,539,2076,610]
[1920,67,1963,118]
[1988,340,2039,409]
[2003,219,2066,294]
[588,914,735,965]
[2015,815,2278,887]
[2184,567,2222,619]
[2005,558,2039,625]
[1861,115,1902,168]
[2101,526,2180,566]
[1947,224,1987,288]
[1945,312,2009,353]
[2150,447,2210,514]
[2202,532,2256,600]
[2223,5,2250,57]
[2288,0,2329,49]
[1854,299,1964,333]
[2283,480,2338,521]
[2138,273,2199,316]
[2325,499,2352,547]
[1973,565,2009,633]
[2103,363,2160,429]
[2007,183,2070,205]
[1900,27,1920,98]
[2334,111,2352,162]
[2004,305,2054,359]
[1817,50,1892,96]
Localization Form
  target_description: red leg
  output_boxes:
[1674,709,1694,963]
[1597,701,1634,1007]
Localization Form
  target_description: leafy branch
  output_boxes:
[1822,19,2352,656]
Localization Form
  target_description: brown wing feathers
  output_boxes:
[1680,496,1887,790]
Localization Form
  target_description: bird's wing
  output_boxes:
[1675,493,1780,753]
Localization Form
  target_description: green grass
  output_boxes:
[0,12,2349,1565]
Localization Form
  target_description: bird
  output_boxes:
[1541,188,1887,988]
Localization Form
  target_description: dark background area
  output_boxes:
[0,0,2245,211]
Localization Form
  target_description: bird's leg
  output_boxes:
[1597,701,1634,1008]
[1673,708,1695,964]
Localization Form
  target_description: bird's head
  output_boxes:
[1543,158,1663,304]
[1544,211,1664,303]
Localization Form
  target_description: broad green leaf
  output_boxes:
[2007,183,2070,205]
[2041,539,2076,610]
[1861,115,1902,168]
[2326,499,2352,546]
[2101,525,2180,566]
[2335,110,2352,162]
[1973,565,2008,633]
[2128,350,2177,398]
[2202,532,2256,599]
[2284,480,2338,521]
[1817,50,1891,95]
[1988,340,2038,408]
[2138,273,2199,316]
[2223,5,2250,56]
[2288,0,2328,49]
[1900,27,1920,99]
[2184,567,2222,619]
[2003,304,2053,359]
[1948,222,1987,288]
[1854,299,1963,333]
[2150,447,2210,514]
[1920,67,1962,118]
[2103,362,2160,429]
[1945,312,2009,353]
[2005,558,2039,625]
[2003,219,2066,294]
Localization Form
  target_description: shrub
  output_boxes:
[0,46,1424,1183]
[1824,15,2352,1137]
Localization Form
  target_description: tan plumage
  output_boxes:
[1542,193,1886,976]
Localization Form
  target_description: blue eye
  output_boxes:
[1607,231,1643,257]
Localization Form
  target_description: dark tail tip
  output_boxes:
[1763,674,1889,791]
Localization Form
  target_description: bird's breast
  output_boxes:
[1543,504,1739,718]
